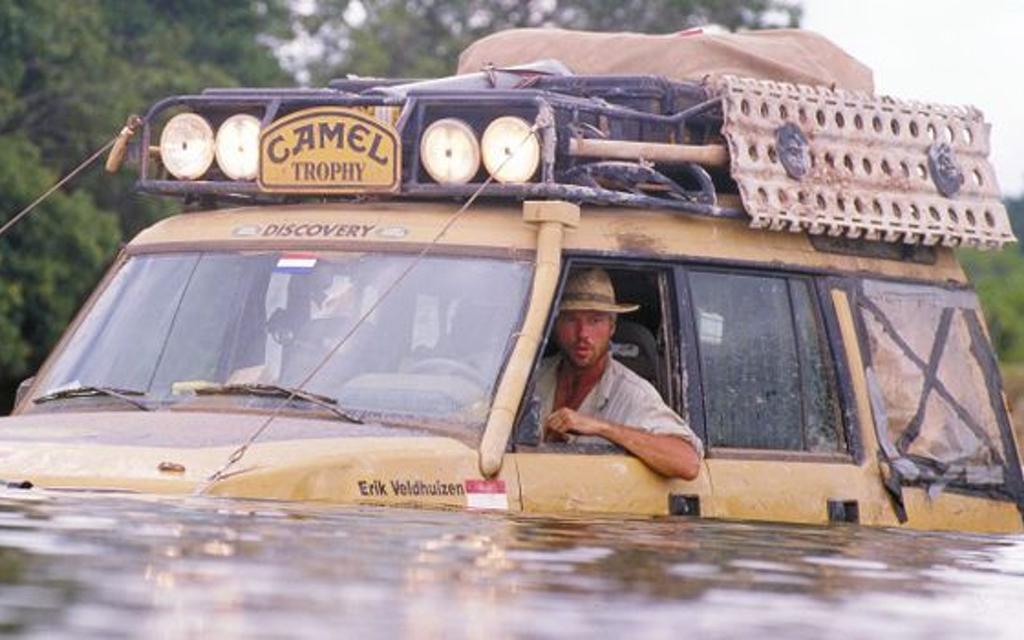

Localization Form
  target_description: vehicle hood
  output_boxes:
[0,411,494,506]
[0,409,438,447]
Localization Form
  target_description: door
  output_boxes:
[681,266,863,524]
[510,260,707,515]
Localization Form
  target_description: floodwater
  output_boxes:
[0,491,1020,639]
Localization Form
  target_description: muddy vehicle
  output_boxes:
[0,29,1020,533]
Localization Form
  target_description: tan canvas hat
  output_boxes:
[559,267,639,314]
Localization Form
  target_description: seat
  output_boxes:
[611,320,664,396]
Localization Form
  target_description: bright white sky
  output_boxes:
[281,0,1024,195]
[801,0,1024,196]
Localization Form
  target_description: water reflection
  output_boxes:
[0,489,1019,638]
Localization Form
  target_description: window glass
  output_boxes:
[790,281,844,451]
[690,271,801,449]
[42,255,198,392]
[33,251,532,435]
[688,270,842,452]
[149,254,272,391]
[859,280,1010,489]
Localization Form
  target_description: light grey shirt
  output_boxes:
[537,355,704,459]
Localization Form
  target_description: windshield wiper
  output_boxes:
[194,383,363,424]
[33,385,152,411]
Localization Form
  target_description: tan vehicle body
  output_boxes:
[2,28,1019,532]
[3,201,1020,533]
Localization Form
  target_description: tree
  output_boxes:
[961,247,1024,362]
[1005,193,1024,244]
[960,194,1024,363]
[286,0,802,83]
[0,0,801,413]
[0,0,289,411]
[0,136,120,374]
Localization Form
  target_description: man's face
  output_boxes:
[555,310,614,369]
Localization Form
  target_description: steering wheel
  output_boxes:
[405,358,487,386]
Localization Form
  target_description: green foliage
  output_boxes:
[0,135,119,374]
[961,195,1024,363]
[1005,193,1024,242]
[0,1,288,408]
[0,0,805,413]
[292,0,801,82]
[961,248,1024,362]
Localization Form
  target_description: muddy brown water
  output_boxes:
[0,490,1019,639]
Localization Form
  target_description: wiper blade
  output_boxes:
[33,385,152,411]
[194,383,363,424]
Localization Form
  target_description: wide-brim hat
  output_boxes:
[559,267,639,314]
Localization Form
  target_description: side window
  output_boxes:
[686,269,844,453]
[517,263,681,449]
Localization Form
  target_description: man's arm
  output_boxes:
[544,408,701,480]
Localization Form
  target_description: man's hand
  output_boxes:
[544,407,608,439]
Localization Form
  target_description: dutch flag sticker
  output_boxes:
[464,479,509,511]
[275,252,318,274]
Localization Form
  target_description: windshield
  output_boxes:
[34,250,532,430]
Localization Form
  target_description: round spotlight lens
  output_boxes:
[215,114,261,180]
[481,116,539,183]
[159,113,215,180]
[420,118,480,185]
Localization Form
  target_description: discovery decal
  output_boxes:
[231,222,378,238]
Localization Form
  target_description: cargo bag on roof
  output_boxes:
[458,28,874,92]
[857,280,1024,520]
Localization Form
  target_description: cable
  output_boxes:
[0,137,119,239]
[195,114,551,493]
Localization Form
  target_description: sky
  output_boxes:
[277,1,1024,196]
[801,0,1024,196]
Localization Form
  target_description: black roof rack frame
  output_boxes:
[134,76,745,221]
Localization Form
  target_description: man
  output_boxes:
[538,267,703,480]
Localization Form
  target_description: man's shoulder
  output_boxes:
[603,358,701,454]
[606,357,661,399]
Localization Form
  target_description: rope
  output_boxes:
[0,137,119,239]
[196,115,551,493]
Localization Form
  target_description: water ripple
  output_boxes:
[0,492,1017,638]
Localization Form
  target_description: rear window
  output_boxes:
[857,279,1023,499]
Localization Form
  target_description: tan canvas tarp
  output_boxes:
[458,28,874,93]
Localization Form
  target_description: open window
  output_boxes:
[515,261,682,451]
[682,267,846,455]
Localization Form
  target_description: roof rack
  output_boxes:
[128,66,1013,249]
[134,65,739,215]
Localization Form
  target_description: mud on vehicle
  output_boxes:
[2,29,1021,533]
